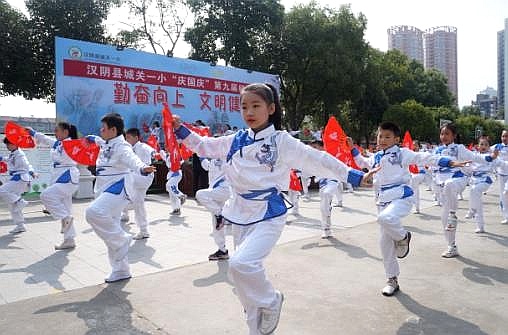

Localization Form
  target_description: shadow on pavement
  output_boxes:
[34,281,157,334]
[457,256,508,286]
[193,260,233,287]
[301,236,382,261]
[395,291,488,335]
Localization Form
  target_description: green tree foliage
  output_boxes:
[383,100,437,143]
[184,0,284,71]
[0,1,35,98]
[281,3,368,130]
[25,0,116,99]
[455,115,505,145]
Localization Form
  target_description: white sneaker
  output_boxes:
[9,225,26,234]
[105,271,131,283]
[120,214,130,222]
[132,231,150,240]
[395,231,411,258]
[474,228,485,234]
[114,236,132,261]
[334,201,343,207]
[502,219,508,224]
[441,245,459,258]
[381,277,399,296]
[55,238,76,250]
[321,228,332,239]
[258,291,284,335]
[445,214,458,231]
[60,216,73,234]
[464,210,475,219]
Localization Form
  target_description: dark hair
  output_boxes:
[101,113,124,136]
[57,122,78,139]
[440,122,457,135]
[478,135,490,145]
[241,83,282,130]
[152,121,160,128]
[378,121,401,138]
[126,127,140,138]
[3,137,12,145]
[310,139,324,147]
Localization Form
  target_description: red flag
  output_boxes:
[402,131,414,151]
[62,138,100,166]
[0,161,7,173]
[145,135,160,151]
[401,131,418,173]
[4,121,35,148]
[179,143,193,160]
[289,169,303,191]
[183,122,210,137]
[323,116,360,169]
[161,103,181,171]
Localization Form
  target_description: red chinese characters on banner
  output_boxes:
[134,85,150,104]
[114,83,130,104]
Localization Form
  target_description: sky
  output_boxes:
[1,0,507,118]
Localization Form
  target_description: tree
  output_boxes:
[281,3,368,130]
[185,0,284,71]
[115,0,188,56]
[383,100,437,143]
[461,105,481,116]
[25,0,116,99]
[0,1,34,98]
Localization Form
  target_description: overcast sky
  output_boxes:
[2,0,507,118]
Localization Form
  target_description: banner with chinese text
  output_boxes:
[55,37,280,139]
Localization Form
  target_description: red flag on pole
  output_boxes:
[5,121,35,148]
[145,134,160,151]
[289,169,303,191]
[401,130,418,174]
[161,103,181,171]
[62,138,100,166]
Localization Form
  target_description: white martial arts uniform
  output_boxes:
[33,132,79,242]
[0,148,32,229]
[433,143,493,248]
[491,143,508,222]
[121,141,155,233]
[196,157,231,252]
[287,169,303,215]
[160,151,185,213]
[467,156,508,231]
[410,166,429,213]
[352,145,445,279]
[176,124,365,334]
[317,177,339,232]
[85,135,149,278]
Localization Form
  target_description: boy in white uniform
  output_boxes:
[121,128,156,240]
[491,129,508,223]
[196,156,231,260]
[0,137,32,233]
[85,113,155,283]
[349,122,466,296]
[160,150,186,215]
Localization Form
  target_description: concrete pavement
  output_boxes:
[0,186,507,334]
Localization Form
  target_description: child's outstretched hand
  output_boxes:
[449,160,472,168]
[142,165,157,174]
[172,115,182,129]
[360,166,381,186]
[492,149,499,160]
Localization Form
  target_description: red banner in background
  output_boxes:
[161,103,182,171]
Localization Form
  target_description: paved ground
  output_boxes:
[0,186,507,334]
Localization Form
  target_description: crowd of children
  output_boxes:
[2,82,508,335]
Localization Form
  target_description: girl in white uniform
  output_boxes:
[29,122,80,249]
[196,156,232,260]
[349,122,465,297]
[173,83,372,335]
[0,137,32,234]
[432,123,496,258]
[465,136,507,233]
[491,129,508,223]
[85,113,155,283]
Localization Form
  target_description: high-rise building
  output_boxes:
[499,19,508,122]
[387,25,424,64]
[387,25,458,104]
[424,26,458,103]
[472,87,498,119]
